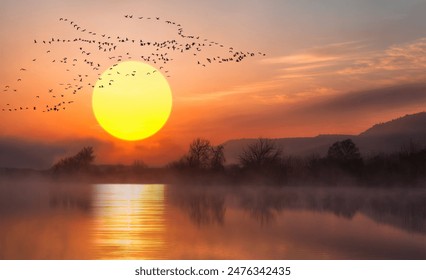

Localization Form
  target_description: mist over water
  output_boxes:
[0,179,425,259]
[92,184,167,259]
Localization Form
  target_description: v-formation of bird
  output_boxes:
[1,15,266,113]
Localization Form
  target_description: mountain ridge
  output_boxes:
[222,112,426,164]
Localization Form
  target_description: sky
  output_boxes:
[1,0,425,168]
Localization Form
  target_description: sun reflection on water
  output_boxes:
[92,184,167,259]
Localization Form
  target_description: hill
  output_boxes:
[223,112,426,164]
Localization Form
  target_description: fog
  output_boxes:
[1,176,425,259]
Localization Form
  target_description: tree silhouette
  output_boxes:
[172,138,225,171]
[132,160,148,172]
[52,146,95,174]
[327,139,361,161]
[239,138,282,169]
[187,138,214,169]
[327,139,362,173]
[210,145,225,171]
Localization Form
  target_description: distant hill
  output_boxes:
[223,112,426,164]
[360,112,426,138]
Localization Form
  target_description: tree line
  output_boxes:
[168,137,425,187]
[50,137,425,187]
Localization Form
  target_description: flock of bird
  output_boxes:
[1,15,266,113]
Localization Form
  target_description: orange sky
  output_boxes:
[1,0,425,167]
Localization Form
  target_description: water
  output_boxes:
[0,181,425,259]
[92,184,166,259]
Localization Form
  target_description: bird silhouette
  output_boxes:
[2,14,265,113]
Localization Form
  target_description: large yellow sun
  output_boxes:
[92,61,172,141]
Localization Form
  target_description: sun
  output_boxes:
[92,61,172,141]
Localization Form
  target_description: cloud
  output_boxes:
[262,53,339,65]
[262,37,426,91]
[0,138,65,169]
[339,38,426,75]
[204,83,426,138]
[160,37,426,143]
[0,135,188,169]
[134,137,186,165]
[302,83,426,116]
[263,40,370,68]
[179,37,426,110]
[181,79,286,102]
[0,137,114,169]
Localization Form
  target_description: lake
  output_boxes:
[0,180,425,259]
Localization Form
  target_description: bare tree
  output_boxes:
[210,145,225,171]
[187,138,213,169]
[173,138,225,171]
[239,138,282,169]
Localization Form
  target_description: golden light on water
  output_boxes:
[92,184,167,259]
